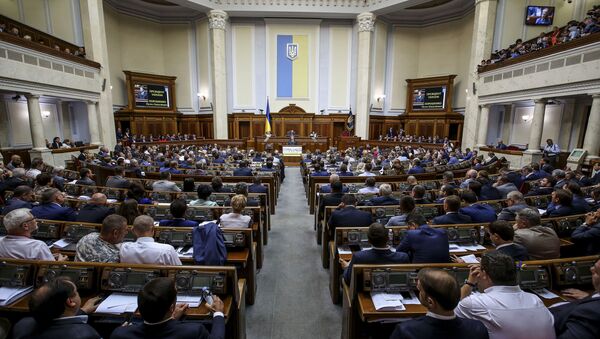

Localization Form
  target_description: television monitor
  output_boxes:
[134,83,171,108]
[525,6,555,26]
[412,86,446,110]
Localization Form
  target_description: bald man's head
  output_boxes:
[90,193,108,205]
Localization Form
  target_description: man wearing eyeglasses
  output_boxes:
[0,208,67,261]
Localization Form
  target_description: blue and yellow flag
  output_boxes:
[346,107,354,131]
[265,97,272,133]
[277,35,308,98]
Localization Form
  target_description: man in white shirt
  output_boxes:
[0,208,67,261]
[455,251,555,339]
[120,215,182,265]
[357,177,379,194]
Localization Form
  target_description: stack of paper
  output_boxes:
[371,293,406,311]
[51,239,72,248]
[95,293,138,315]
[460,254,480,263]
[177,294,202,307]
[177,246,194,258]
[0,286,33,306]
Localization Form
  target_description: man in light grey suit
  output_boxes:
[514,208,560,260]
[152,171,181,192]
[497,191,529,221]
[105,167,130,189]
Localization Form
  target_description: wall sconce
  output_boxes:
[42,111,50,118]
[197,93,207,101]
[376,95,386,103]
[522,115,532,122]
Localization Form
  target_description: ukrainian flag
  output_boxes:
[277,35,308,98]
[265,98,272,133]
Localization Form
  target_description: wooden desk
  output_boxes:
[254,136,329,153]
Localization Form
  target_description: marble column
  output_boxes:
[26,94,47,150]
[582,94,600,156]
[87,101,101,145]
[463,0,498,148]
[501,104,514,144]
[354,12,375,139]
[476,104,490,148]
[80,0,115,148]
[527,99,547,153]
[208,10,229,139]
[59,101,73,141]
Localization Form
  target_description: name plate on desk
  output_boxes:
[282,146,302,156]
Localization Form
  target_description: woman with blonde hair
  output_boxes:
[219,194,251,228]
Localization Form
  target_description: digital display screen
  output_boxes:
[578,266,591,277]
[223,233,235,242]
[360,232,369,241]
[58,270,81,282]
[458,228,472,237]
[192,276,212,288]
[134,83,170,108]
[520,270,536,282]
[525,6,555,26]
[0,267,16,279]
[412,86,446,110]
[172,232,186,241]
[389,273,408,285]
[126,273,148,285]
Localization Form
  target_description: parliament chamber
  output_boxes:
[1,1,600,339]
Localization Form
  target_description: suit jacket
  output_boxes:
[432,212,472,225]
[159,219,199,227]
[0,177,30,195]
[514,225,560,260]
[495,183,519,199]
[31,203,77,221]
[13,315,101,339]
[233,167,253,176]
[110,317,225,339]
[152,180,181,192]
[75,177,96,186]
[525,186,554,197]
[459,204,497,223]
[318,192,345,219]
[367,196,400,206]
[550,295,600,339]
[248,183,268,194]
[495,243,529,261]
[545,203,578,217]
[396,225,449,263]
[105,175,130,189]
[408,166,425,174]
[497,203,529,221]
[328,206,372,235]
[479,183,501,200]
[391,315,489,339]
[1,198,33,215]
[343,248,409,284]
[337,171,354,177]
[572,195,592,214]
[320,185,350,194]
[571,223,600,255]
[53,175,66,191]
[75,204,115,224]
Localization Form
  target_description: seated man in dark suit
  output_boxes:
[1,185,35,215]
[224,182,259,207]
[0,168,31,196]
[459,190,497,223]
[407,159,425,174]
[570,210,600,255]
[366,184,399,206]
[105,167,130,189]
[525,176,556,197]
[486,220,529,261]
[340,223,409,284]
[320,174,349,194]
[13,277,102,339]
[544,189,577,217]
[327,194,372,237]
[397,213,449,263]
[311,163,330,177]
[248,176,268,194]
[159,199,199,227]
[75,168,96,186]
[550,258,600,339]
[391,268,489,339]
[497,191,529,221]
[110,277,225,339]
[233,160,253,176]
[318,180,346,224]
[564,182,592,214]
[432,195,472,225]
[75,193,115,224]
[337,163,353,176]
[31,188,77,221]
[411,185,432,204]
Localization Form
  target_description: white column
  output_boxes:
[354,12,375,139]
[80,0,115,148]
[208,10,229,139]
[26,94,47,150]
[527,99,547,153]
[476,104,490,148]
[87,101,101,145]
[501,104,514,144]
[463,0,498,148]
[582,94,600,156]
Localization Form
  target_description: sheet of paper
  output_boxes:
[449,246,467,253]
[538,209,546,215]
[462,244,486,251]
[460,254,480,264]
[371,293,405,311]
[51,239,72,248]
[95,293,138,315]
[531,288,560,299]
[0,286,33,306]
[337,247,352,255]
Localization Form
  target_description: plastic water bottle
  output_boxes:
[388,229,394,246]
[479,226,485,245]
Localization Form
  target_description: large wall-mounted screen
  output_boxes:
[134,83,171,108]
[411,86,446,111]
